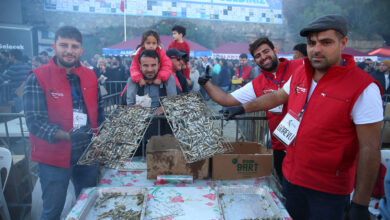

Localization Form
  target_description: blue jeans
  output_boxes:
[39,146,98,220]
[282,178,350,220]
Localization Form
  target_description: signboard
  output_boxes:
[44,0,283,24]
[0,24,37,58]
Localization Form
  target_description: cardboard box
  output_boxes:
[212,142,272,180]
[146,134,209,180]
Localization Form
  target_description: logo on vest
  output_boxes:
[48,89,64,99]
[294,83,307,94]
[261,89,276,94]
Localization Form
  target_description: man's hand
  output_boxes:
[225,105,245,120]
[345,202,370,220]
[139,79,146,87]
[199,65,211,86]
[154,107,165,115]
[198,75,211,86]
[153,78,162,85]
[69,125,92,143]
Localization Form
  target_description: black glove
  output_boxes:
[345,202,370,220]
[69,125,92,143]
[225,105,245,120]
[198,75,212,86]
[199,65,211,86]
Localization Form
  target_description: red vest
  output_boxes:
[236,65,252,85]
[252,58,303,150]
[283,54,380,195]
[29,57,98,168]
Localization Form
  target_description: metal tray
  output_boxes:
[217,185,284,220]
[78,187,148,220]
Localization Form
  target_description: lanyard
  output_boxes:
[70,85,81,109]
[263,61,288,88]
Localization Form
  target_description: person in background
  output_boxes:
[106,56,128,94]
[218,59,232,113]
[211,58,221,85]
[292,43,308,59]
[32,56,43,69]
[365,58,376,75]
[93,57,109,84]
[166,48,189,94]
[372,59,390,95]
[225,15,382,220]
[233,53,253,88]
[23,26,105,219]
[168,25,190,79]
[39,51,50,64]
[3,49,32,112]
[188,60,200,92]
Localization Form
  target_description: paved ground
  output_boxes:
[204,99,239,142]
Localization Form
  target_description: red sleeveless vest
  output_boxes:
[283,54,380,194]
[29,57,98,168]
[252,58,303,150]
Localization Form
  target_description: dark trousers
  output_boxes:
[282,178,350,220]
[273,149,285,183]
[134,118,172,156]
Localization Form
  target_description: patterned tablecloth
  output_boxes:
[65,160,292,220]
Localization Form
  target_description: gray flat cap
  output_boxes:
[300,14,348,37]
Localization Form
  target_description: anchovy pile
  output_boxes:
[77,105,154,168]
[160,93,233,163]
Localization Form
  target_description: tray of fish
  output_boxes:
[78,187,147,220]
[160,92,233,163]
[217,185,284,220]
[77,105,154,169]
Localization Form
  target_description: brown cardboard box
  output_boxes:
[212,142,272,180]
[146,134,209,179]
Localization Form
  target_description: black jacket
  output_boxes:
[371,70,390,94]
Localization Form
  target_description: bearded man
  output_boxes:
[198,37,304,183]
[23,26,105,219]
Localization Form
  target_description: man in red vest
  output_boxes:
[231,53,254,91]
[23,26,105,219]
[198,37,304,184]
[226,15,382,220]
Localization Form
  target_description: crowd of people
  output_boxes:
[1,14,390,220]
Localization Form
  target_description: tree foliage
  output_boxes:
[283,0,390,44]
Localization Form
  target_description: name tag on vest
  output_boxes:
[273,111,300,146]
[269,104,283,113]
[73,109,87,129]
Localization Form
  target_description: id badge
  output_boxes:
[273,110,300,146]
[73,109,87,129]
[269,104,283,113]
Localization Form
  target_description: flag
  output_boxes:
[120,0,124,12]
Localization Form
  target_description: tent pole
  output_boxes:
[123,0,126,42]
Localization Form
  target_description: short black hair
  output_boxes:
[172,25,186,37]
[293,43,307,57]
[55,26,82,44]
[249,37,275,57]
[39,51,48,56]
[113,56,121,63]
[138,50,160,63]
[9,49,23,61]
[239,53,248,59]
